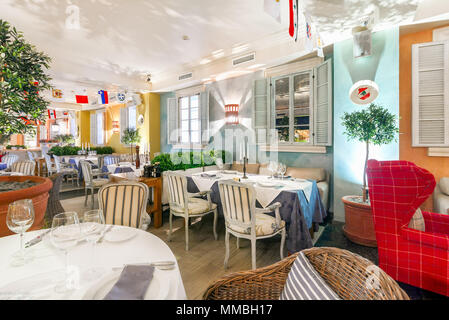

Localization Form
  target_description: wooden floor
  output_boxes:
[61,193,322,300]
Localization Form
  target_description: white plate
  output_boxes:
[103,227,137,243]
[256,181,279,188]
[82,269,170,300]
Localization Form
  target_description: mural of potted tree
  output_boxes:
[121,127,141,163]
[341,103,398,247]
[0,20,53,236]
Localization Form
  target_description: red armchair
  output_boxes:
[366,160,449,297]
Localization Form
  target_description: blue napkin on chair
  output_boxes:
[103,265,155,300]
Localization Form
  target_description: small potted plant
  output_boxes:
[121,127,141,162]
[341,103,398,247]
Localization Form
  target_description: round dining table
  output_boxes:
[0,226,187,300]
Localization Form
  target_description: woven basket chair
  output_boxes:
[45,173,65,221]
[203,247,409,300]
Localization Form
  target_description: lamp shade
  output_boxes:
[112,120,120,133]
[225,104,239,124]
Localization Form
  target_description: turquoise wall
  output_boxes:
[333,27,400,221]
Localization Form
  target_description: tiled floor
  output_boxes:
[59,186,448,300]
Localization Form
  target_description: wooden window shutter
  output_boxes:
[412,41,449,147]
[200,91,209,144]
[313,59,332,146]
[253,79,269,144]
[167,97,179,144]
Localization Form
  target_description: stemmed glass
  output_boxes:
[268,161,279,179]
[279,163,287,180]
[51,212,81,293]
[80,210,105,282]
[6,199,35,267]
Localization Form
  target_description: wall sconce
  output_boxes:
[225,104,239,125]
[112,121,120,133]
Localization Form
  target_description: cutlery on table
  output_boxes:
[97,225,113,243]
[24,229,51,248]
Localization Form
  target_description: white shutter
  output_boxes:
[120,106,128,144]
[313,59,332,146]
[412,41,449,147]
[200,91,209,144]
[253,79,269,144]
[90,113,97,146]
[167,97,179,144]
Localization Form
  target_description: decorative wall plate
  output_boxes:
[349,80,379,105]
[137,114,144,125]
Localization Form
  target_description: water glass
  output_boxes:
[80,210,105,281]
[6,199,35,266]
[279,163,287,180]
[50,212,80,293]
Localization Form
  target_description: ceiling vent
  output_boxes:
[178,72,193,81]
[232,52,256,67]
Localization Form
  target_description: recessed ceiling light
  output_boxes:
[182,35,190,40]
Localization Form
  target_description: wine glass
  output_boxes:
[6,199,35,267]
[279,163,287,180]
[51,212,80,293]
[80,210,105,282]
[268,161,279,179]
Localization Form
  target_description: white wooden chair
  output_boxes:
[218,180,286,270]
[10,161,35,175]
[43,154,57,176]
[54,155,79,186]
[98,182,150,229]
[80,160,109,209]
[166,171,218,251]
[1,154,19,169]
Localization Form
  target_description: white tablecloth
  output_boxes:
[106,164,143,176]
[61,156,99,167]
[192,171,313,208]
[0,226,186,300]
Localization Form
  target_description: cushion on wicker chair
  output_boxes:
[408,208,425,232]
[171,198,217,215]
[228,212,285,236]
[280,251,340,300]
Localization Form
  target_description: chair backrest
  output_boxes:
[11,161,35,175]
[80,160,93,185]
[98,182,149,228]
[53,155,62,172]
[218,180,256,232]
[366,159,436,237]
[43,154,52,169]
[27,151,34,161]
[1,154,19,168]
[104,155,120,166]
[46,173,65,220]
[165,171,188,210]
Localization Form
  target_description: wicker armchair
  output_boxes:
[45,173,65,221]
[203,247,409,300]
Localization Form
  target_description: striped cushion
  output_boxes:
[228,212,285,236]
[280,252,340,300]
[11,161,35,175]
[408,208,425,232]
[99,183,148,228]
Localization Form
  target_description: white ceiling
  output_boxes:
[0,0,435,92]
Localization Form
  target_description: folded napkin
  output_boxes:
[103,265,154,300]
[200,173,216,178]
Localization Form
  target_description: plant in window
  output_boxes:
[121,127,141,156]
[54,134,74,146]
[0,20,52,136]
[341,103,399,202]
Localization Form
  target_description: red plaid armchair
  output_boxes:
[366,160,449,297]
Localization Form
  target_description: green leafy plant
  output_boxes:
[342,103,399,202]
[6,144,25,149]
[0,134,10,145]
[121,127,141,156]
[49,145,114,156]
[0,20,52,136]
[54,134,75,145]
[151,150,230,172]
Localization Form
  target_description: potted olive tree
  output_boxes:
[0,20,53,236]
[121,127,141,162]
[341,103,398,247]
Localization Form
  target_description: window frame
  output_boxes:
[178,93,201,146]
[271,70,314,146]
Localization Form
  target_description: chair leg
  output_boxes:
[185,216,189,251]
[224,229,230,269]
[280,228,286,260]
[251,238,256,270]
[91,188,95,209]
[213,209,218,240]
[236,237,240,249]
[84,188,88,207]
[168,212,173,242]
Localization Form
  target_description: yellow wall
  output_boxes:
[76,93,161,155]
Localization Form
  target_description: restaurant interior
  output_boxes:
[0,0,448,301]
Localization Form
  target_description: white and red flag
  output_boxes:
[47,109,57,119]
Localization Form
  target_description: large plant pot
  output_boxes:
[342,195,377,247]
[0,176,52,237]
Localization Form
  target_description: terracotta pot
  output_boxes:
[342,195,377,247]
[0,176,52,237]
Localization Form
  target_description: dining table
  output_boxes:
[0,226,187,300]
[186,170,327,253]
